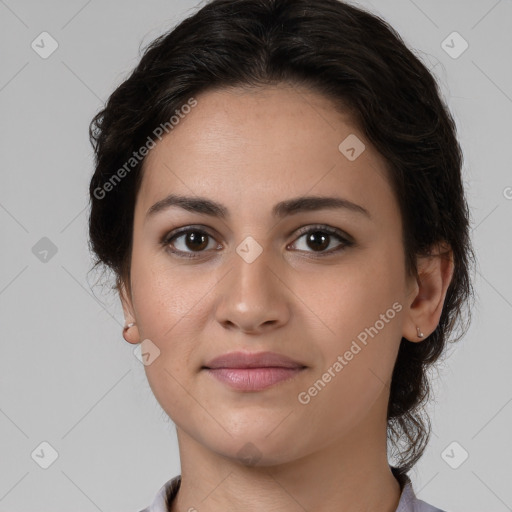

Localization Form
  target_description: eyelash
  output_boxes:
[161,224,355,260]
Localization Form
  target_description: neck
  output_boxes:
[170,397,403,512]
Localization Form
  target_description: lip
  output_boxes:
[204,367,305,391]
[202,351,307,391]
[203,351,306,369]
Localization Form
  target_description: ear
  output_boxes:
[119,279,140,345]
[402,242,454,342]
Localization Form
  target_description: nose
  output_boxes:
[214,243,291,334]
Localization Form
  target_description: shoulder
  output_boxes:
[138,475,181,512]
[396,474,447,512]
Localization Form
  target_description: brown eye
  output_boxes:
[164,228,220,258]
[289,225,354,256]
[180,231,209,251]
[304,231,330,252]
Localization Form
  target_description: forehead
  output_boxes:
[136,84,394,221]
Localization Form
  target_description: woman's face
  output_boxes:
[122,84,418,465]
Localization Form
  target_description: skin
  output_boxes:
[120,83,454,512]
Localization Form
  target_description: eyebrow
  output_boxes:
[145,194,371,221]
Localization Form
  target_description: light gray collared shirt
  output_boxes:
[139,473,446,512]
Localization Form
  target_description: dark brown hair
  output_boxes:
[88,0,475,481]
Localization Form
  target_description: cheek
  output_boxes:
[293,280,403,440]
[291,248,405,343]
[128,255,216,392]
[290,251,404,408]
[131,247,216,337]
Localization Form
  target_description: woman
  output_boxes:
[88,0,475,510]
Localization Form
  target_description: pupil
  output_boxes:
[307,232,329,251]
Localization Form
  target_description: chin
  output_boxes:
[208,431,305,468]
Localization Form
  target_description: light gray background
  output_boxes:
[0,0,511,511]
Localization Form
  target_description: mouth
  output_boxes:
[202,351,307,391]
[203,367,306,391]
